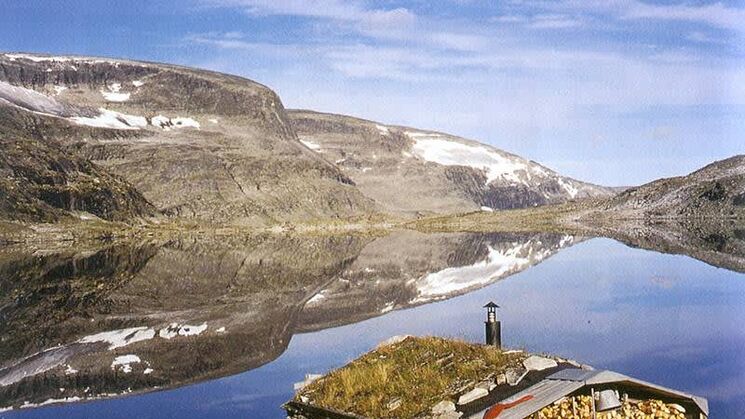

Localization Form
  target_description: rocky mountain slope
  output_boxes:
[595,155,745,219]
[0,53,374,225]
[7,52,739,230]
[0,52,619,226]
[0,105,156,222]
[288,110,614,216]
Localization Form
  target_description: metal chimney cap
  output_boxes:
[483,302,500,308]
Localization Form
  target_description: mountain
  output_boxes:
[0,53,374,225]
[10,53,737,234]
[0,52,614,227]
[287,110,614,216]
[594,155,745,219]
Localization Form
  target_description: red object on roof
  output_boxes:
[482,395,534,419]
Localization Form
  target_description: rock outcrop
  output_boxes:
[0,105,155,222]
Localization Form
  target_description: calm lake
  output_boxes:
[1,234,744,418]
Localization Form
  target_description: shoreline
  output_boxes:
[1,202,742,243]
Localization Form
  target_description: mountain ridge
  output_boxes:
[2,51,737,234]
[593,154,745,219]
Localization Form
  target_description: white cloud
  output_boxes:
[207,0,384,21]
[200,0,488,52]
[651,125,675,141]
[686,31,726,44]
[492,15,526,24]
[622,1,745,32]
[186,33,257,50]
[202,0,419,38]
[647,50,701,64]
[491,13,584,29]
[185,27,745,105]
[527,14,584,29]
[535,0,745,33]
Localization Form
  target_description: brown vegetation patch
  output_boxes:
[295,336,526,418]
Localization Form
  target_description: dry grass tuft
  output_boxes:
[296,336,526,418]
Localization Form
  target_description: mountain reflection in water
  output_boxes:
[0,231,577,410]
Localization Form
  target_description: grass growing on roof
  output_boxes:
[295,336,526,418]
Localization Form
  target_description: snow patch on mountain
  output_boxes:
[172,117,200,129]
[101,90,130,102]
[375,124,389,136]
[100,83,130,102]
[111,355,141,373]
[4,53,119,66]
[557,178,579,198]
[178,323,207,336]
[71,108,147,130]
[0,81,66,115]
[307,292,326,305]
[158,323,208,339]
[78,327,155,350]
[151,115,200,131]
[407,132,528,185]
[4,54,74,63]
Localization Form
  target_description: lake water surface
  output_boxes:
[2,235,744,418]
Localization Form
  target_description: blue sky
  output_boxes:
[1,0,743,186]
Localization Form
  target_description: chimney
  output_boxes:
[484,301,501,348]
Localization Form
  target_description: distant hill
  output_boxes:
[597,155,745,219]
[287,110,614,216]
